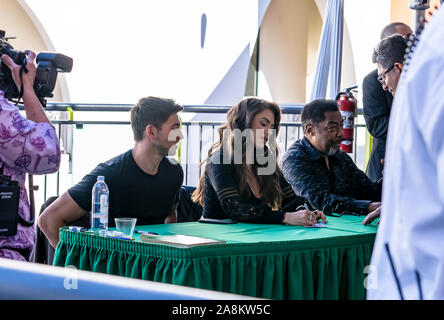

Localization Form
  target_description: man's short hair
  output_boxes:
[380,22,410,40]
[372,34,408,69]
[130,96,183,141]
[301,99,339,131]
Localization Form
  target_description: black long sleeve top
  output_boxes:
[202,149,308,224]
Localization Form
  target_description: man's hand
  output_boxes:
[362,206,381,225]
[164,202,178,224]
[1,50,37,91]
[368,201,381,212]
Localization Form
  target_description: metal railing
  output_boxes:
[0,258,253,299]
[33,103,367,207]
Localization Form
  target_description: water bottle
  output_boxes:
[91,175,109,233]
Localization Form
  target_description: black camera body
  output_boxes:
[0,30,73,100]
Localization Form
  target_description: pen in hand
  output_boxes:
[304,203,313,221]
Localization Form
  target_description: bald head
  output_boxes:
[380,22,413,40]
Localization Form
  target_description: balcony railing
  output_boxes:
[29,103,368,209]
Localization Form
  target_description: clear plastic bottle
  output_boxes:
[91,175,109,233]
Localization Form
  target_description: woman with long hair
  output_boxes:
[192,97,326,225]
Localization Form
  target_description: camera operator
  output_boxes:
[0,50,60,261]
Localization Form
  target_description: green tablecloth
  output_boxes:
[53,215,377,299]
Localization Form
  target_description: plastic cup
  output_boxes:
[114,218,137,237]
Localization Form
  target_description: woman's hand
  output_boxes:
[1,50,37,92]
[283,209,327,226]
[1,50,50,123]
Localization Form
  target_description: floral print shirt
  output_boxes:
[0,91,60,261]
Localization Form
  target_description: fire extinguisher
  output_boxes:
[336,85,358,153]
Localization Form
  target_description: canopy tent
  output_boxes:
[309,0,344,102]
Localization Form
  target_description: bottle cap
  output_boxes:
[97,175,105,181]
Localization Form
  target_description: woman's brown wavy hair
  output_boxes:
[192,97,284,209]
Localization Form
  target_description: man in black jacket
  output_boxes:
[280,99,382,225]
[363,22,412,181]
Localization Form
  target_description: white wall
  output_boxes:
[1,0,67,101]
[22,0,263,105]
[343,0,391,105]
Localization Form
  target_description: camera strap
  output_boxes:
[14,60,28,107]
[20,173,35,227]
[0,162,20,236]
[0,161,35,234]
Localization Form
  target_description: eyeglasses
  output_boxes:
[378,64,394,84]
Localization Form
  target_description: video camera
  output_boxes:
[0,31,73,239]
[0,30,73,102]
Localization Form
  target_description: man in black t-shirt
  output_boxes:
[39,97,184,248]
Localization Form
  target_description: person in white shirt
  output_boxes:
[367,5,444,300]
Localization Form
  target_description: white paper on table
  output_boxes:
[304,222,327,228]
